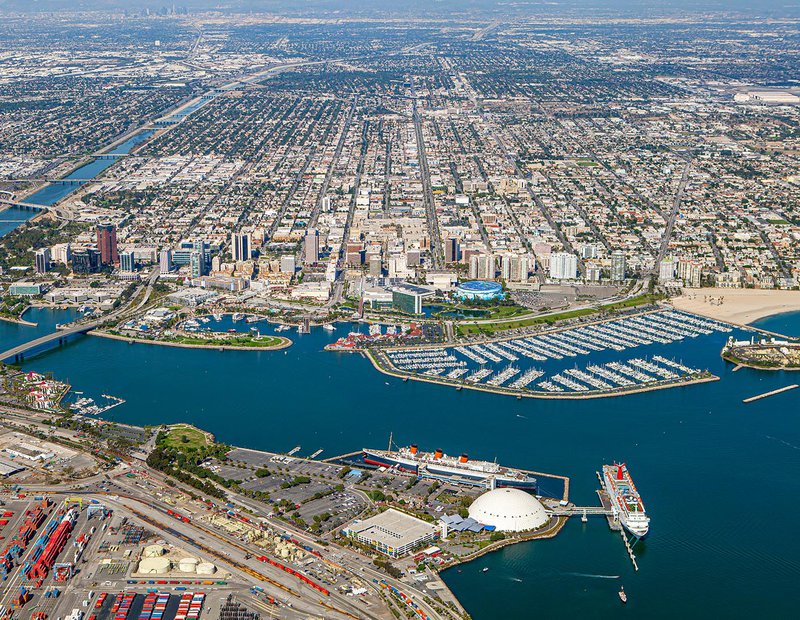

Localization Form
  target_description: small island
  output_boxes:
[722,336,800,370]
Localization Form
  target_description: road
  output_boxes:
[308,95,358,232]
[650,159,692,276]
[412,102,444,269]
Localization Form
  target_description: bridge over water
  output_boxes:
[0,322,100,364]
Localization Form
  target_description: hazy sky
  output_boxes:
[0,0,797,17]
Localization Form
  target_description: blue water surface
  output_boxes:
[0,310,798,618]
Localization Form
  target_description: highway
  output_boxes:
[0,321,98,363]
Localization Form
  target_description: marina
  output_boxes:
[66,392,126,416]
[374,310,728,398]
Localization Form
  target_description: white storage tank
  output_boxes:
[178,557,199,573]
[142,544,166,558]
[137,557,171,574]
[196,562,216,575]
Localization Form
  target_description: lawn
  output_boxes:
[164,335,286,348]
[160,425,210,451]
[456,293,664,336]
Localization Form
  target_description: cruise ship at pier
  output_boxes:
[362,442,537,490]
[602,463,650,538]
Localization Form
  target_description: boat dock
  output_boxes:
[596,471,641,570]
[743,384,799,403]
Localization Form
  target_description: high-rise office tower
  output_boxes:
[96,223,119,266]
[304,228,320,263]
[35,248,51,273]
[231,233,251,262]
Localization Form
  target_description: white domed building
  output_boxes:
[468,488,549,532]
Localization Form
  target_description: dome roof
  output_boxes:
[468,488,549,532]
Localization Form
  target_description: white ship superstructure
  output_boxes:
[363,442,537,490]
[602,463,650,538]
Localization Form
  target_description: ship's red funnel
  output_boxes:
[617,464,624,480]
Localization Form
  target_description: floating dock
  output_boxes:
[743,384,798,403]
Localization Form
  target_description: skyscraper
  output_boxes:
[469,254,496,280]
[231,233,251,262]
[444,237,460,263]
[659,257,676,282]
[611,250,626,282]
[51,243,71,265]
[120,250,136,272]
[549,252,578,280]
[192,240,208,275]
[96,223,119,266]
[304,228,320,264]
[190,250,205,278]
[35,248,51,274]
[72,248,100,274]
[501,254,530,282]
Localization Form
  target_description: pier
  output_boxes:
[742,384,799,403]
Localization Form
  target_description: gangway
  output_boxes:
[549,505,611,517]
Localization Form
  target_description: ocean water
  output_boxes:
[1,311,798,618]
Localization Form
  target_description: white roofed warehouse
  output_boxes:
[342,508,438,558]
[468,488,549,532]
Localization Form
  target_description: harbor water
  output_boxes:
[0,311,798,618]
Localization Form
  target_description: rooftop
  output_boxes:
[345,508,438,549]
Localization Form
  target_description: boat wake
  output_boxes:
[515,414,528,419]
[766,435,800,451]
[565,573,620,579]
[509,577,523,583]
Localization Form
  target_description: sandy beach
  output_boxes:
[671,288,800,325]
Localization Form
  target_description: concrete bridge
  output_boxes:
[0,200,45,211]
[549,505,612,517]
[0,322,100,364]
